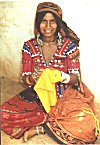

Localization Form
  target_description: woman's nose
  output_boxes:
[46,21,51,28]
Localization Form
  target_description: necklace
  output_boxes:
[43,39,57,46]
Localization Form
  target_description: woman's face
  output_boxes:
[40,13,57,39]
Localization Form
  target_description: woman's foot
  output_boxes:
[23,126,45,142]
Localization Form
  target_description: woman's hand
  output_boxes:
[36,68,44,79]
[32,67,44,82]
[33,67,57,82]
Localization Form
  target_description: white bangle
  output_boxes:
[61,71,70,83]
[36,126,39,134]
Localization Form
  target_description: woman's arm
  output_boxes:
[60,43,80,85]
[21,43,36,87]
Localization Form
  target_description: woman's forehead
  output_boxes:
[42,13,55,19]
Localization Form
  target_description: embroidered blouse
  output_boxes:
[21,38,80,98]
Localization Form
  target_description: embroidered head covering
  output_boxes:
[36,2,62,19]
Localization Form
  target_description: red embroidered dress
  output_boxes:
[1,37,80,139]
[22,37,80,98]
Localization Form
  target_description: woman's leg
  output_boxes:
[23,125,45,142]
[23,124,66,144]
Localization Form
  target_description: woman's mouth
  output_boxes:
[44,30,53,33]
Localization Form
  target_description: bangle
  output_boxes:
[61,71,70,83]
[31,72,35,79]
[29,74,35,83]
[26,75,33,85]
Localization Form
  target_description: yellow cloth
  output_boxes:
[34,68,62,113]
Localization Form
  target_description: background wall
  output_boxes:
[0,0,100,102]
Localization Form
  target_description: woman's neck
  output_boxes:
[42,36,57,46]
[42,36,56,43]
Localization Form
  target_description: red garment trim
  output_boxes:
[59,38,71,55]
[69,49,80,59]
[27,39,37,55]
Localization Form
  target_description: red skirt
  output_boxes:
[0,88,47,139]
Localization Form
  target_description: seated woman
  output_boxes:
[1,2,100,144]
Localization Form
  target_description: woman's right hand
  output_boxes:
[36,68,44,79]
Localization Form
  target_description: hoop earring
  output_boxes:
[57,32,62,45]
[37,32,43,46]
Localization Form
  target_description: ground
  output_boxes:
[1,77,100,145]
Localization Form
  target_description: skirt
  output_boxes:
[0,87,47,139]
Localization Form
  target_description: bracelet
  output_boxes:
[61,71,70,83]
[36,126,39,135]
[26,75,33,85]
[36,126,44,135]
[29,74,35,83]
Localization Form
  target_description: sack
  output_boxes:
[47,81,98,144]
[0,88,47,139]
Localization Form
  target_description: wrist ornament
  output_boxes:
[26,75,34,85]
[61,71,70,83]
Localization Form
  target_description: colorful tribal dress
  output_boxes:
[1,37,98,144]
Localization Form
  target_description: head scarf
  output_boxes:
[36,2,62,19]
[35,2,80,46]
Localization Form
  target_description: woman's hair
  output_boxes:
[35,11,62,37]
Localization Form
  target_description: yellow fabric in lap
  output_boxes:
[34,68,62,113]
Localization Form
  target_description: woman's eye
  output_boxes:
[41,20,46,24]
[51,20,56,24]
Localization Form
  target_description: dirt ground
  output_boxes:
[1,77,100,145]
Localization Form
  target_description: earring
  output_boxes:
[37,32,43,46]
[57,32,62,45]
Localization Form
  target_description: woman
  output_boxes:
[1,2,99,144]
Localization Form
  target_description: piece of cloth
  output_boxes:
[36,2,62,19]
[61,71,70,83]
[34,68,62,113]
